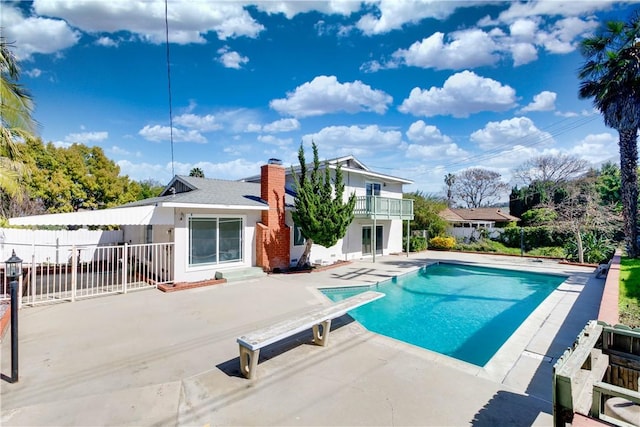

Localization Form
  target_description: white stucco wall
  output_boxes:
[171,208,262,283]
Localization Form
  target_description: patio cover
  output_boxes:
[8,205,174,226]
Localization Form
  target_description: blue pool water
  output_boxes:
[322,263,566,366]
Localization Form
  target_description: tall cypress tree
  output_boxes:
[291,142,356,268]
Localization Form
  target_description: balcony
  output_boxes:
[353,196,414,220]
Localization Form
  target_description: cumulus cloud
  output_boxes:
[301,125,403,157]
[568,132,618,164]
[174,114,223,132]
[262,118,301,133]
[390,29,499,70]
[32,0,264,43]
[254,1,361,19]
[355,0,475,35]
[406,120,452,144]
[399,71,517,118]
[270,75,393,118]
[1,4,80,60]
[65,131,108,143]
[139,125,207,143]
[95,36,118,47]
[470,117,554,150]
[257,134,293,148]
[217,46,249,69]
[520,91,557,112]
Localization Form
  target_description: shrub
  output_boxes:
[499,225,571,250]
[565,232,616,264]
[429,236,456,250]
[403,235,427,252]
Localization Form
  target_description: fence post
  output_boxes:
[71,245,77,302]
[17,274,23,310]
[31,253,36,305]
[122,243,128,294]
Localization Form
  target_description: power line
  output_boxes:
[165,0,175,177]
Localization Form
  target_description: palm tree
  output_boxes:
[0,38,34,196]
[578,13,640,257]
[189,167,205,178]
[444,173,455,207]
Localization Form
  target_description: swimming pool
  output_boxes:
[321,262,566,366]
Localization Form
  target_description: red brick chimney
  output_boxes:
[256,159,290,271]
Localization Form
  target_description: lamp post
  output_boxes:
[5,250,22,383]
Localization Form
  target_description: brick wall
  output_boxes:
[256,163,290,271]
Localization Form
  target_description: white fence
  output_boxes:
[1,233,173,306]
[447,227,503,241]
[0,228,123,264]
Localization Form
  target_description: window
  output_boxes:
[189,216,243,266]
[293,225,305,246]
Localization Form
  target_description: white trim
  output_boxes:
[159,202,268,210]
[8,205,174,226]
[185,214,246,270]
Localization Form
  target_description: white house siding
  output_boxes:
[166,208,261,283]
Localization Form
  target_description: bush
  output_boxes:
[499,225,571,250]
[403,235,427,252]
[429,236,456,250]
[565,232,616,264]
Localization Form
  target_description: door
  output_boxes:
[362,225,383,255]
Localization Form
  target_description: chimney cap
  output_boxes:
[268,158,282,165]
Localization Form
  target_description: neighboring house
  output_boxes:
[9,156,414,284]
[439,207,519,239]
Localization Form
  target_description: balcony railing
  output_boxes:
[353,196,414,220]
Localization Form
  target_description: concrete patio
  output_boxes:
[1,251,604,426]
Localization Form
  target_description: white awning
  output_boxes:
[9,205,174,226]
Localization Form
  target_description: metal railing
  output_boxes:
[353,196,414,220]
[1,242,174,307]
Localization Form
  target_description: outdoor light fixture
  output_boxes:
[5,250,22,280]
[5,249,22,384]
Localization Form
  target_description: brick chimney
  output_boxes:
[256,159,290,271]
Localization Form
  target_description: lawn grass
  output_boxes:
[454,239,566,259]
[619,257,640,328]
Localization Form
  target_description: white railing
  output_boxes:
[1,242,174,306]
[353,196,414,220]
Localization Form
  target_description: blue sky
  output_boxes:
[2,1,637,196]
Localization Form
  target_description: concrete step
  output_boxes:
[219,267,267,283]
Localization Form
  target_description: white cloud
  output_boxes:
[254,1,361,19]
[262,118,301,133]
[399,71,517,118]
[1,4,80,60]
[492,1,617,23]
[536,17,599,54]
[217,46,249,69]
[174,114,223,132]
[509,42,538,66]
[406,120,452,144]
[65,131,109,143]
[25,68,43,78]
[568,132,618,164]
[33,0,264,44]
[390,29,499,70]
[301,125,403,157]
[520,91,557,112]
[355,0,477,35]
[470,117,554,150]
[95,36,118,47]
[509,19,538,42]
[270,75,392,118]
[257,135,293,147]
[139,125,207,143]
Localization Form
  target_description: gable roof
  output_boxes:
[242,155,413,185]
[440,208,520,223]
[124,175,293,210]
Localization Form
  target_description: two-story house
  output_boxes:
[9,156,414,285]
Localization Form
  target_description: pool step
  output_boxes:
[218,267,267,283]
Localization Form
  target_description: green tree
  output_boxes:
[404,191,448,237]
[291,142,356,268]
[579,13,640,256]
[189,167,205,178]
[0,38,34,197]
[596,161,622,211]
